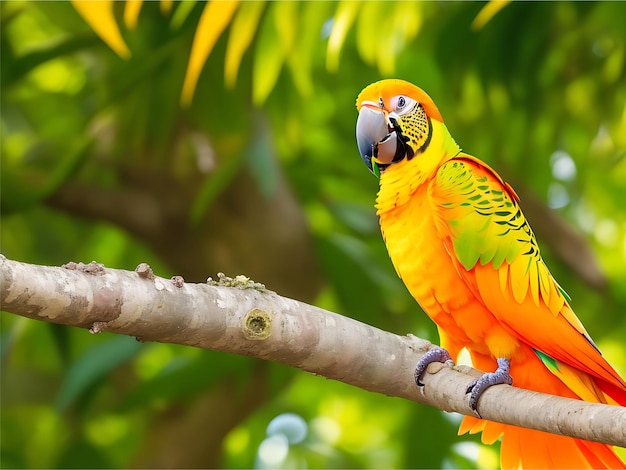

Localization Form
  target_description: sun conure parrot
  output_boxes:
[355,79,626,469]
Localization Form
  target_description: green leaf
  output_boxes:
[377,2,421,75]
[1,34,100,87]
[169,0,198,30]
[326,1,359,72]
[356,2,384,67]
[357,2,422,75]
[252,2,294,105]
[274,1,297,56]
[55,335,142,411]
[286,1,332,97]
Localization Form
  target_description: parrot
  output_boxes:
[355,79,626,469]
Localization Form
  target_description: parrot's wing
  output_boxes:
[428,155,626,399]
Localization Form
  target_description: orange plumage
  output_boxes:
[355,79,626,468]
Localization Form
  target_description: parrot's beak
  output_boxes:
[356,105,387,172]
[356,105,399,174]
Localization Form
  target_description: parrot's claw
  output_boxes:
[414,347,453,387]
[466,357,513,413]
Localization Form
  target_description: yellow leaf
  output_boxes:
[224,1,266,88]
[124,0,143,30]
[160,0,173,15]
[472,0,510,31]
[326,1,359,72]
[72,0,131,59]
[180,0,239,107]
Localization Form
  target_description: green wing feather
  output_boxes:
[427,154,616,354]
[427,155,626,388]
[429,155,558,305]
[427,154,592,325]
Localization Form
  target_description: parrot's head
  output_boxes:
[355,79,444,177]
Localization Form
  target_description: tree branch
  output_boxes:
[1,256,624,448]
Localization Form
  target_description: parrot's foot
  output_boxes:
[414,347,453,387]
[466,357,513,412]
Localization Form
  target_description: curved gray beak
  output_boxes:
[356,106,387,172]
[356,106,398,174]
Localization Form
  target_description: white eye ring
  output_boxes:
[391,95,416,115]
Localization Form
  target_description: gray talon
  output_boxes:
[466,357,513,412]
[415,347,453,387]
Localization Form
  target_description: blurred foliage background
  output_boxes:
[2,1,626,468]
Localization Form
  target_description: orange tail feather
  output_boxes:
[460,416,625,469]
[460,345,625,468]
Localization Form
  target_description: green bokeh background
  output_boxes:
[2,2,625,468]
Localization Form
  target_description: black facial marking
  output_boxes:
[388,117,410,163]
[402,104,431,160]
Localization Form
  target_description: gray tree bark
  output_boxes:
[1,256,624,448]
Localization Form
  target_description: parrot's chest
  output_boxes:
[377,186,480,344]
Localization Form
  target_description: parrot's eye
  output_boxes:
[391,95,416,115]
